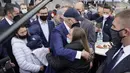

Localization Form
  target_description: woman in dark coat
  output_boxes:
[60,27,93,73]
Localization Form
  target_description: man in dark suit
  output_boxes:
[45,8,91,73]
[95,4,114,42]
[97,9,130,73]
[0,3,20,73]
[29,6,55,48]
[0,3,20,33]
[91,4,114,73]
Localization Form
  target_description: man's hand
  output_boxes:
[5,61,15,70]
[40,66,44,71]
[95,27,101,32]
[81,50,91,60]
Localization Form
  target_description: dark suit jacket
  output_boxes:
[96,16,114,42]
[0,18,12,57]
[50,23,77,61]
[0,45,7,59]
[97,45,130,73]
[0,18,11,34]
[29,20,55,48]
[0,18,20,73]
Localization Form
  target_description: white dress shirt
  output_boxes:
[38,18,49,41]
[5,17,13,25]
[64,22,82,59]
[112,45,130,69]
[98,18,106,40]
[102,18,107,30]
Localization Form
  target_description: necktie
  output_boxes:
[102,19,106,30]
[103,48,124,73]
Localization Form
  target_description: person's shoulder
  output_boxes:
[92,13,99,16]
[109,16,114,20]
[65,40,83,51]
[52,23,63,33]
[47,20,55,25]
[83,18,92,23]
[54,23,63,29]
[29,22,40,29]
[11,37,25,45]
[31,19,39,24]
[82,18,94,26]
[0,18,6,24]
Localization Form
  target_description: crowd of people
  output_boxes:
[0,0,130,73]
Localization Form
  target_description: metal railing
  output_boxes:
[0,0,53,43]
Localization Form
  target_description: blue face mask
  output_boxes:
[67,38,71,43]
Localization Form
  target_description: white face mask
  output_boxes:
[67,38,71,43]
[21,9,27,14]
[103,14,109,19]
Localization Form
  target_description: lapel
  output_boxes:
[37,20,48,42]
[104,17,110,27]
[104,16,113,28]
[56,23,69,44]
[111,55,130,73]
[0,18,11,33]
[3,18,11,27]
[61,23,69,39]
[47,20,54,43]
[106,45,121,65]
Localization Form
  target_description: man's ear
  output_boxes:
[125,28,130,36]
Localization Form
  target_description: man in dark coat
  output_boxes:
[0,3,20,73]
[96,9,130,73]
[29,7,55,48]
[95,3,114,42]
